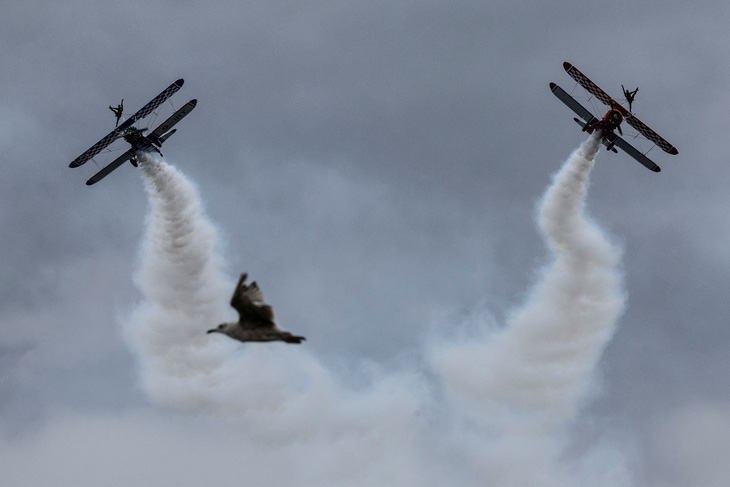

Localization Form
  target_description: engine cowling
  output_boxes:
[606,109,623,127]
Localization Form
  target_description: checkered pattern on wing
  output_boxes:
[132,82,182,121]
[566,67,614,107]
[70,130,123,167]
[625,115,675,154]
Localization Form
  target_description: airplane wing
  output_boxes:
[611,136,661,172]
[69,79,185,168]
[563,62,618,109]
[122,78,185,129]
[625,115,678,155]
[149,99,197,138]
[549,83,598,125]
[86,150,134,185]
[69,128,124,168]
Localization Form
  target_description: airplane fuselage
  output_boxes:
[582,108,623,137]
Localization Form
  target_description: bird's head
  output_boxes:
[207,323,229,335]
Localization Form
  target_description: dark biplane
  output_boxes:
[69,79,196,185]
[550,62,677,172]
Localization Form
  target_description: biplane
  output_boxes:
[550,62,677,172]
[69,79,197,185]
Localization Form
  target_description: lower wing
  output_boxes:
[611,135,661,172]
[550,82,597,124]
[86,150,134,185]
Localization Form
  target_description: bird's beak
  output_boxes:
[207,329,219,334]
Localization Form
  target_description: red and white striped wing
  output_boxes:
[563,62,615,108]
[563,62,678,155]
[625,115,678,154]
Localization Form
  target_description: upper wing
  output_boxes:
[69,79,185,168]
[563,62,619,109]
[69,128,124,168]
[550,83,598,124]
[124,78,185,127]
[230,274,275,326]
[611,135,661,172]
[86,150,134,185]
[625,115,678,155]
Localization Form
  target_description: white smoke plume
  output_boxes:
[124,136,630,486]
[125,155,433,484]
[429,133,628,484]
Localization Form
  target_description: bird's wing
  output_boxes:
[230,273,248,307]
[230,273,276,327]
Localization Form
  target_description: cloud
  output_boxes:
[648,402,730,487]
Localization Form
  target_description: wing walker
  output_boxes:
[550,62,677,172]
[69,79,196,185]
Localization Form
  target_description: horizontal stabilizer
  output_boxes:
[573,117,598,132]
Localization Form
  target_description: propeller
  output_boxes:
[609,100,623,136]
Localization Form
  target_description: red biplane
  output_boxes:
[550,62,677,172]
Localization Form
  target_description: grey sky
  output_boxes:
[2,1,729,485]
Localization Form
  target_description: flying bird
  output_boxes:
[207,273,305,344]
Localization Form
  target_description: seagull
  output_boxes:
[207,273,305,344]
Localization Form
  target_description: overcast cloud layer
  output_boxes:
[2,1,730,486]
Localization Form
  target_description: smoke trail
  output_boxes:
[124,140,630,486]
[125,154,233,410]
[432,132,625,428]
[428,133,628,485]
[125,156,427,468]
